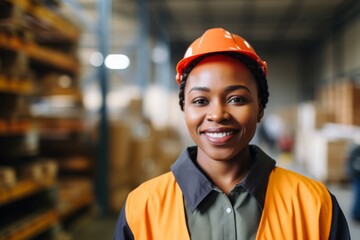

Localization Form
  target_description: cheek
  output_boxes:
[238,107,259,128]
[184,108,201,128]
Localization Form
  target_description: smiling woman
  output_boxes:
[113,28,350,240]
[183,55,259,173]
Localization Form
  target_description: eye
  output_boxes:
[191,97,208,106]
[228,96,246,104]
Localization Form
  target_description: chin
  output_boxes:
[204,149,240,162]
[202,142,251,160]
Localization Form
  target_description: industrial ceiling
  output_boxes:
[111,0,359,52]
[71,0,359,68]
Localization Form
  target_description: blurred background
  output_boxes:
[0,0,360,239]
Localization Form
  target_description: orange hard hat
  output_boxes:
[175,28,267,84]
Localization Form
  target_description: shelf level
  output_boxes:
[0,178,55,206]
[0,210,58,240]
[0,75,33,95]
[0,119,32,136]
[8,0,80,41]
[0,34,80,73]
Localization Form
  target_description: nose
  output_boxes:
[206,102,231,122]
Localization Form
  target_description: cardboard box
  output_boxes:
[109,121,132,170]
[297,102,331,130]
[318,80,360,126]
[299,132,350,182]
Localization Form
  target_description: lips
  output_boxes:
[202,128,238,144]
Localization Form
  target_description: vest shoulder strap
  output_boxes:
[257,167,332,240]
[125,172,190,240]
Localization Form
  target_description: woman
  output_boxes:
[114,28,350,240]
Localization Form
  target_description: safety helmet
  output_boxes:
[175,28,267,84]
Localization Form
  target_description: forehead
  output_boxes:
[186,54,257,89]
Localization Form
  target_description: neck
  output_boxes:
[196,146,252,194]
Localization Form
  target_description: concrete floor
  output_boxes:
[69,157,360,240]
[69,215,117,240]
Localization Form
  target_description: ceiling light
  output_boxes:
[104,54,130,69]
[89,51,104,67]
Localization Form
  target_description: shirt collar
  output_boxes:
[170,145,276,212]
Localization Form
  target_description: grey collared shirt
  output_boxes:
[171,145,276,240]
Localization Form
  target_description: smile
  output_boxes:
[205,131,234,138]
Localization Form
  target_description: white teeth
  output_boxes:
[206,132,233,138]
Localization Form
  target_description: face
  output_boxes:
[184,54,260,162]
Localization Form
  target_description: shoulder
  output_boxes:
[269,167,330,200]
[128,172,176,200]
[266,167,333,222]
[125,172,182,230]
[271,167,327,188]
[125,172,180,215]
[260,167,335,239]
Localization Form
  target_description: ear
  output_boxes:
[257,107,264,123]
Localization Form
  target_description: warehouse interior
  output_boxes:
[0,0,360,239]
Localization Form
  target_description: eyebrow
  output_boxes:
[188,84,251,95]
[187,87,210,95]
[225,85,252,93]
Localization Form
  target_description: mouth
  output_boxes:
[202,129,238,145]
[205,131,234,138]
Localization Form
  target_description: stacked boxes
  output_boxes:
[297,102,332,131]
[108,119,183,212]
[317,80,360,126]
[295,79,360,182]
[108,98,184,212]
[108,120,132,211]
[298,132,350,182]
[334,81,360,126]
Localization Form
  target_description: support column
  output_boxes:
[136,0,150,94]
[96,0,111,215]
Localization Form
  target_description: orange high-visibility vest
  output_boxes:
[125,167,332,240]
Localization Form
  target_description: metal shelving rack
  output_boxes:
[0,0,96,238]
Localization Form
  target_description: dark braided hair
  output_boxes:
[178,52,269,115]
